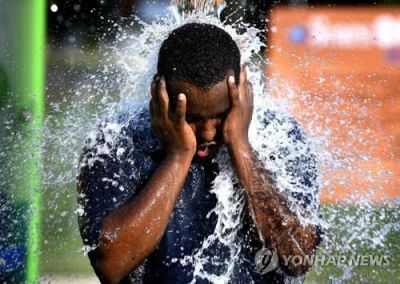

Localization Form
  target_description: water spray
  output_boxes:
[0,0,46,282]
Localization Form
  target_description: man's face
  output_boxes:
[167,77,231,158]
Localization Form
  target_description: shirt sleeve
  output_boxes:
[77,110,160,251]
[253,110,322,243]
[279,114,323,246]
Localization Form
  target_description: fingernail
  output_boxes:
[178,93,185,100]
[229,76,235,83]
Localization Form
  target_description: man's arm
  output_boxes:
[228,143,318,275]
[223,66,319,275]
[83,77,196,283]
[94,153,192,283]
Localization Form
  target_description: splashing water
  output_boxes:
[172,0,226,20]
[0,3,399,284]
[176,149,245,284]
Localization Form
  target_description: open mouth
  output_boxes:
[196,141,218,158]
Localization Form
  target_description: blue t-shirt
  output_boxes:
[77,106,321,284]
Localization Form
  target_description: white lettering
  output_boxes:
[337,255,347,265]
[282,255,293,266]
[348,255,361,266]
[375,16,400,48]
[369,255,384,266]
[382,255,391,266]
[325,255,336,266]
[314,255,325,266]
[291,255,303,267]
[305,15,400,49]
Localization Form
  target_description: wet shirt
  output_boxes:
[77,106,321,284]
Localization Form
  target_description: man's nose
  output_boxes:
[196,120,217,142]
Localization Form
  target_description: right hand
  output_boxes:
[150,76,197,158]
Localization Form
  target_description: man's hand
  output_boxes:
[223,65,254,148]
[93,76,197,282]
[150,76,197,157]
[224,66,319,276]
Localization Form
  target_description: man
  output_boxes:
[78,23,321,284]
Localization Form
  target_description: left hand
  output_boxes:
[223,64,254,148]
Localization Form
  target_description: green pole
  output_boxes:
[18,1,46,282]
[23,1,46,282]
[0,0,46,282]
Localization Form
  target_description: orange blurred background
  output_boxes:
[267,7,400,204]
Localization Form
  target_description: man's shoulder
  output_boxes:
[95,105,154,146]
[252,108,320,209]
[254,108,318,172]
[79,104,159,170]
[76,104,163,249]
[255,108,308,145]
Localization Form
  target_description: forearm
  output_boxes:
[229,143,318,275]
[95,153,193,283]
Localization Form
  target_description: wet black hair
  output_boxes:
[157,23,241,89]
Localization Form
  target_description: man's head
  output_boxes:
[158,23,241,89]
[157,23,241,158]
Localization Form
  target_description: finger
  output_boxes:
[151,76,158,98]
[248,82,253,98]
[149,99,158,130]
[175,93,187,125]
[149,99,155,118]
[242,65,253,100]
[158,76,169,119]
[240,63,246,87]
[227,75,239,107]
[151,76,161,114]
[240,64,250,97]
[248,82,254,107]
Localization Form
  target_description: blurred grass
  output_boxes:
[41,236,93,276]
[40,202,400,282]
[40,180,94,277]
[305,205,399,283]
